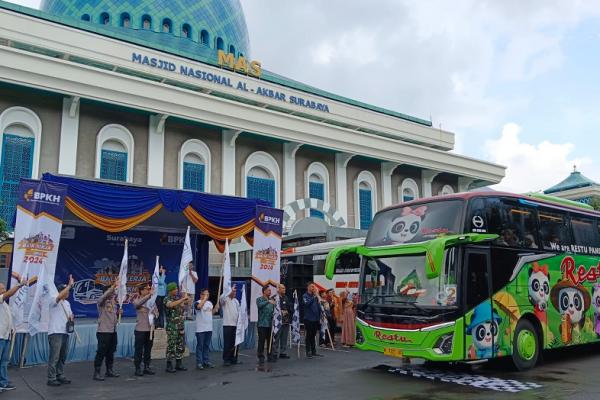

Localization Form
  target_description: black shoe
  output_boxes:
[47,380,61,387]
[258,358,265,365]
[135,367,144,377]
[306,354,313,359]
[175,359,187,371]
[196,364,204,370]
[279,354,290,359]
[203,362,215,369]
[105,369,120,378]
[312,353,324,357]
[166,361,176,373]
[1,384,15,391]
[57,377,71,384]
[267,357,277,362]
[93,368,105,381]
[143,366,155,375]
[223,361,232,367]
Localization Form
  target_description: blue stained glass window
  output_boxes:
[0,134,34,228]
[183,162,205,192]
[309,181,325,219]
[100,149,127,182]
[247,176,275,207]
[359,188,373,230]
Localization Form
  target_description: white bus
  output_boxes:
[281,238,364,295]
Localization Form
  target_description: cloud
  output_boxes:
[485,123,595,193]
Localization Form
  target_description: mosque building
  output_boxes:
[0,0,505,274]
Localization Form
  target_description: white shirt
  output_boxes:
[183,271,198,295]
[195,300,213,333]
[0,294,12,340]
[220,295,240,327]
[48,297,73,335]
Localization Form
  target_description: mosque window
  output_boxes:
[182,157,205,192]
[244,151,280,208]
[100,12,110,25]
[95,124,134,183]
[200,30,210,46]
[400,178,419,202]
[100,142,127,182]
[355,171,377,230]
[309,176,325,219]
[120,13,131,28]
[179,139,211,192]
[306,162,329,220]
[81,14,91,22]
[229,45,236,56]
[0,133,34,228]
[182,24,192,39]
[142,15,152,30]
[239,52,244,58]
[216,37,224,51]
[162,18,172,33]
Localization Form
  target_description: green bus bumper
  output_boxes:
[354,317,465,362]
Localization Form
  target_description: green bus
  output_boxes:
[325,191,600,370]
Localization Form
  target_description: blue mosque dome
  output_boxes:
[39,0,251,58]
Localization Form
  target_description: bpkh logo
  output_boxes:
[24,189,61,204]
[259,212,281,226]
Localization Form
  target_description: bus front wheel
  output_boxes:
[511,319,539,371]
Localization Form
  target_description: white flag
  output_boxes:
[235,284,248,347]
[12,262,30,326]
[117,239,129,307]
[147,256,160,314]
[178,226,193,291]
[222,239,232,298]
[28,262,57,336]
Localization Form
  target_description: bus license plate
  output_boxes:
[383,348,403,358]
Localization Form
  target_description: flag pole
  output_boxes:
[19,334,29,368]
[217,239,227,299]
[8,331,15,361]
[327,328,335,351]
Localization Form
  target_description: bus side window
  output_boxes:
[571,216,598,248]
[485,198,538,249]
[539,210,571,250]
[465,252,490,310]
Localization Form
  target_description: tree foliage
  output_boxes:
[589,196,600,211]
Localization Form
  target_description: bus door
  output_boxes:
[463,248,497,360]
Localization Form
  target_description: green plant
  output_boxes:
[589,196,600,211]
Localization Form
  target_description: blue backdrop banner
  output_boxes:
[56,226,206,318]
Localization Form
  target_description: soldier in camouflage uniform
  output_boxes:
[165,282,189,373]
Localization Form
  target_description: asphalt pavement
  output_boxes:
[3,342,600,400]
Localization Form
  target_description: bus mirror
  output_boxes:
[425,238,445,279]
[325,245,359,280]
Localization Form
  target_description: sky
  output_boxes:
[8,0,600,193]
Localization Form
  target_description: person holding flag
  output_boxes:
[93,277,121,381]
[0,278,27,391]
[234,284,248,355]
[47,275,75,387]
[256,285,275,365]
[133,283,158,377]
[178,227,198,319]
[272,284,292,360]
[165,282,189,373]
[194,288,219,370]
[220,285,239,366]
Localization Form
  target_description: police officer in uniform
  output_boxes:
[93,278,120,381]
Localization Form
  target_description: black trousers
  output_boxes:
[305,320,319,355]
[257,326,272,361]
[222,326,237,363]
[134,330,153,367]
[95,332,117,369]
[156,296,165,328]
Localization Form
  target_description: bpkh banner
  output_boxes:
[10,179,68,333]
[56,226,201,318]
[250,206,284,322]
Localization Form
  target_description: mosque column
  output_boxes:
[283,142,303,226]
[421,169,440,198]
[147,114,167,186]
[58,96,80,175]
[381,162,400,208]
[335,153,354,227]
[222,129,241,196]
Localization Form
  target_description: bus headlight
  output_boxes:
[433,333,453,355]
[356,328,365,345]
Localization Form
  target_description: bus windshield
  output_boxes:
[365,200,464,247]
[361,251,458,309]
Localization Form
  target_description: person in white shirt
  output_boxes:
[0,279,26,392]
[194,288,219,370]
[220,285,240,366]
[183,262,198,319]
[47,275,74,387]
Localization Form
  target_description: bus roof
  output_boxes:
[380,191,600,218]
[281,237,365,257]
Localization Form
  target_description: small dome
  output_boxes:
[39,0,250,58]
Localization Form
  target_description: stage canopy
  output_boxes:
[43,173,269,251]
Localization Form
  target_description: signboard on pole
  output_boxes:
[10,179,67,332]
[250,206,283,322]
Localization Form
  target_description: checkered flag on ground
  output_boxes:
[291,290,301,345]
